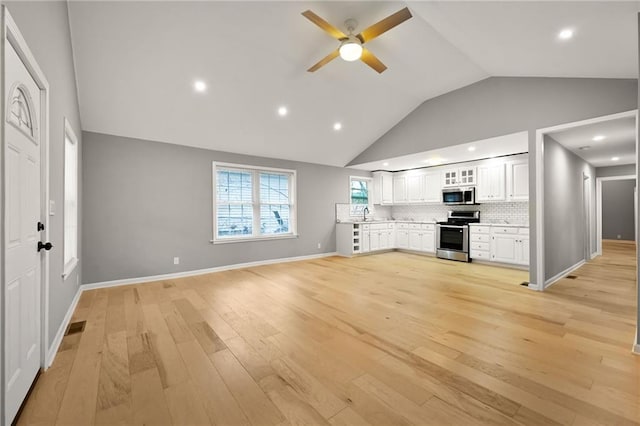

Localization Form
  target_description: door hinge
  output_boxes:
[37,221,45,231]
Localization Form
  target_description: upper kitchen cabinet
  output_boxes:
[406,173,424,203]
[423,171,441,203]
[477,163,505,202]
[393,175,408,204]
[372,171,393,205]
[442,167,476,187]
[506,160,529,201]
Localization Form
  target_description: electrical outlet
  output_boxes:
[317,243,321,249]
[617,235,622,239]
[173,257,180,265]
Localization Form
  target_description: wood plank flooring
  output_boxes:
[18,241,640,425]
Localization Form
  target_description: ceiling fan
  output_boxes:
[302,7,412,74]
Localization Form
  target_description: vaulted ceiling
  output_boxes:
[67,1,640,167]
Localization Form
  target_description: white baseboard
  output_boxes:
[590,251,599,260]
[46,286,82,368]
[544,260,585,289]
[82,252,338,290]
[633,331,640,355]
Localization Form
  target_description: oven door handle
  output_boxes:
[437,224,467,229]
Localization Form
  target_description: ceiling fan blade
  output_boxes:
[307,49,340,72]
[356,7,412,43]
[302,10,347,40]
[360,48,387,74]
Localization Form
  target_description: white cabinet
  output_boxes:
[424,171,441,203]
[393,175,407,204]
[396,228,409,249]
[477,164,505,202]
[506,160,529,201]
[370,231,380,251]
[373,171,394,205]
[406,174,424,203]
[361,228,370,253]
[442,167,476,187]
[458,167,476,186]
[490,227,529,266]
[407,224,436,253]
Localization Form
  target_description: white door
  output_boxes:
[396,230,409,249]
[424,172,441,203]
[517,237,530,266]
[370,231,380,251]
[508,161,529,201]
[379,230,389,250]
[423,231,435,253]
[406,174,423,203]
[393,176,407,204]
[4,40,44,423]
[492,235,517,263]
[408,231,422,251]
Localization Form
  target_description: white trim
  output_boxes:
[82,251,338,290]
[212,161,298,243]
[348,175,373,217]
[62,257,78,280]
[45,287,81,368]
[544,259,585,289]
[595,175,636,255]
[534,129,545,293]
[633,331,639,355]
[534,110,638,293]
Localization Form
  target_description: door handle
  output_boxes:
[38,241,53,252]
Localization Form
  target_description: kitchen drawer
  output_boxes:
[397,223,410,229]
[388,223,395,229]
[371,223,387,230]
[519,227,529,235]
[471,250,490,260]
[421,224,435,231]
[492,227,518,234]
[471,234,490,243]
[470,242,490,251]
[470,226,490,234]
[409,223,421,230]
[362,224,370,230]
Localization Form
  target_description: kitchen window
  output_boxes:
[350,176,371,216]
[63,119,79,278]
[213,162,297,243]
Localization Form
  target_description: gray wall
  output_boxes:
[348,76,638,287]
[636,12,640,350]
[596,164,636,177]
[82,131,370,284]
[601,180,636,241]
[2,1,83,350]
[544,136,596,282]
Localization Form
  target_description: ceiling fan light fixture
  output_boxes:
[339,39,363,62]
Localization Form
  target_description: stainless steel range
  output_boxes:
[436,211,480,262]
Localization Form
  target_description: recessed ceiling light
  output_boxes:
[558,28,574,40]
[383,162,389,166]
[194,80,207,92]
[592,135,605,141]
[467,146,476,152]
[578,146,591,150]
[611,156,620,161]
[333,122,342,131]
[277,106,288,117]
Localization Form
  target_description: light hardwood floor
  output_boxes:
[17,241,640,425]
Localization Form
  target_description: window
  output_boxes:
[213,162,297,242]
[63,119,79,278]
[350,176,371,216]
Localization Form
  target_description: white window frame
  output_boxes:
[349,176,372,217]
[212,162,298,244]
[62,118,79,279]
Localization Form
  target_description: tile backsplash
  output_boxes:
[391,202,529,225]
[335,204,392,222]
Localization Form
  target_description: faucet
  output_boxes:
[363,206,370,222]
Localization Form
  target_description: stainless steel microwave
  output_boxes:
[442,187,476,205]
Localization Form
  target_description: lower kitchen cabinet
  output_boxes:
[470,224,529,267]
[337,222,434,256]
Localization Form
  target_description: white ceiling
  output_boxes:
[67,1,640,167]
[351,131,528,171]
[548,115,636,167]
